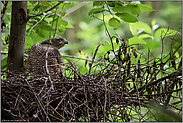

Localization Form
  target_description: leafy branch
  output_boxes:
[28,1,63,18]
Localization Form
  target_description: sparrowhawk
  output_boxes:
[26,37,68,79]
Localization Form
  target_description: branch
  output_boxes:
[1,50,28,57]
[4,70,51,121]
[49,6,58,39]
[142,88,182,96]
[1,1,8,21]
[101,8,114,52]
[29,2,63,18]
[132,63,170,75]
[88,43,101,76]
[45,50,54,90]
[64,1,90,17]
[26,13,46,36]
[129,71,182,94]
[1,51,118,67]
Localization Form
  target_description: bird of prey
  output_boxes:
[26,37,68,79]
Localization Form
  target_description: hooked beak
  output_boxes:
[65,40,68,44]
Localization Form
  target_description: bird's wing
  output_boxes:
[53,48,62,64]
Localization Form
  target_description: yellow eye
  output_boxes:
[60,39,63,41]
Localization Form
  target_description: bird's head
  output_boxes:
[40,37,68,49]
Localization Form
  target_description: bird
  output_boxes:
[26,37,68,79]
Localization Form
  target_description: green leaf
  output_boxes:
[137,4,154,12]
[59,19,68,26]
[58,25,66,34]
[1,32,9,37]
[65,23,74,28]
[108,17,121,30]
[41,1,51,6]
[44,18,53,23]
[129,23,137,36]
[144,39,161,53]
[29,1,38,4]
[134,21,152,34]
[29,32,42,41]
[29,33,46,43]
[154,28,178,39]
[112,4,126,12]
[57,9,67,17]
[116,12,138,23]
[93,1,105,6]
[128,37,145,45]
[78,66,88,74]
[138,34,152,39]
[127,4,141,16]
[151,19,156,27]
[32,4,41,12]
[174,51,179,58]
[1,55,7,70]
[34,20,51,31]
[107,1,115,7]
[25,36,35,49]
[88,8,102,15]
[37,30,50,39]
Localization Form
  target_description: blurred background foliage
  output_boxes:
[1,1,182,121]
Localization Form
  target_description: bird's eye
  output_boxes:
[60,39,63,41]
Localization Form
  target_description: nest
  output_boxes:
[1,43,182,122]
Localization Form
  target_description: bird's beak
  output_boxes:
[65,40,68,44]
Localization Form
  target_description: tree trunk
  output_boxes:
[7,1,27,74]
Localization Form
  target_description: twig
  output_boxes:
[29,2,63,18]
[26,13,46,36]
[88,43,101,76]
[142,88,182,96]
[129,71,181,94]
[160,27,169,70]
[45,50,54,90]
[20,75,51,122]
[132,63,170,75]
[38,78,48,96]
[49,105,66,121]
[53,17,59,38]
[1,1,8,20]
[55,86,74,111]
[103,76,107,122]
[64,1,90,17]
[101,8,114,52]
[71,93,92,111]
[49,6,58,39]
[1,51,119,67]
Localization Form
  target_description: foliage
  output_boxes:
[89,1,154,30]
[1,1,182,122]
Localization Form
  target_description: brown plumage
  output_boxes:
[26,37,68,79]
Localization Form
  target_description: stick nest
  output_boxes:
[1,43,182,122]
